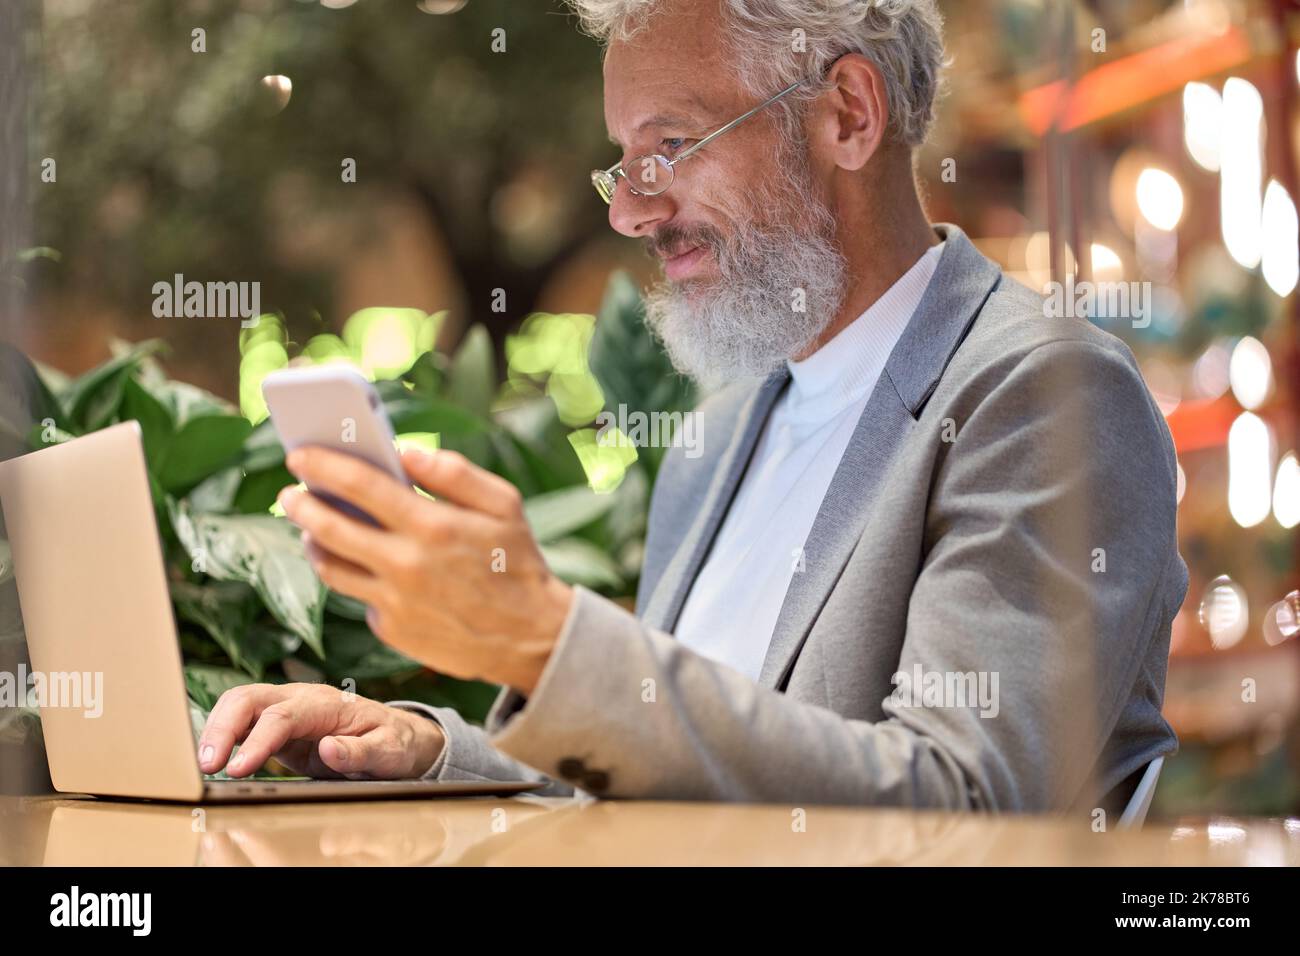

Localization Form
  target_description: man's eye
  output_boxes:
[663,137,688,152]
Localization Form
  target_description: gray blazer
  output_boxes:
[394,224,1186,813]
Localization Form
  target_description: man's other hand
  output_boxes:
[197,682,443,779]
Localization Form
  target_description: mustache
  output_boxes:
[645,225,725,262]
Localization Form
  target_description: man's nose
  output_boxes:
[608,181,675,238]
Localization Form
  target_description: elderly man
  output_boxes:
[199,0,1186,814]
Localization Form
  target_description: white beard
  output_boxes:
[642,163,846,393]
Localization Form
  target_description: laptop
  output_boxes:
[0,421,542,803]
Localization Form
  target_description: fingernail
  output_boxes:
[228,753,244,772]
[199,744,214,768]
[330,737,349,765]
[286,450,304,472]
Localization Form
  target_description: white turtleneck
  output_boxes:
[673,242,945,681]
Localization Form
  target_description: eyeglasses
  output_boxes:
[591,80,804,204]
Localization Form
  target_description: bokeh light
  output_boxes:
[238,314,289,422]
[1198,575,1249,649]
[505,312,606,427]
[1274,452,1300,529]
[342,308,441,381]
[1182,81,1222,172]
[1263,591,1300,646]
[568,428,637,495]
[1136,167,1185,232]
[1227,411,1273,528]
[1228,336,1272,410]
[1220,78,1264,269]
[258,75,293,114]
[1260,181,1299,298]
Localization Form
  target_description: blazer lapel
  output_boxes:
[756,224,1004,689]
[642,370,790,632]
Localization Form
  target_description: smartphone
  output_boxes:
[261,366,409,524]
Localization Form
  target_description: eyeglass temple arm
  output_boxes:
[599,79,803,180]
[672,80,804,165]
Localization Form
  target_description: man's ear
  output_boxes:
[809,53,888,172]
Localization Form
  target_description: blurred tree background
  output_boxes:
[25,0,642,392]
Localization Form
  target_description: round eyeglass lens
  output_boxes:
[627,154,674,195]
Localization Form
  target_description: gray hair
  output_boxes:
[565,0,945,147]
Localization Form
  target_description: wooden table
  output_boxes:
[2,794,1297,866]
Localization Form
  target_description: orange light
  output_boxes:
[1018,27,1252,135]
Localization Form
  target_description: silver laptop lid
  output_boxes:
[0,422,203,801]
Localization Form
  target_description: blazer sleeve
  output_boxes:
[385,697,578,797]
[435,337,1185,811]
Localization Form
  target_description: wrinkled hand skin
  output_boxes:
[197,682,445,779]
[279,445,574,697]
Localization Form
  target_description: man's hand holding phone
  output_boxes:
[279,444,574,696]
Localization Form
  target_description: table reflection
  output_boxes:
[3,795,1297,866]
